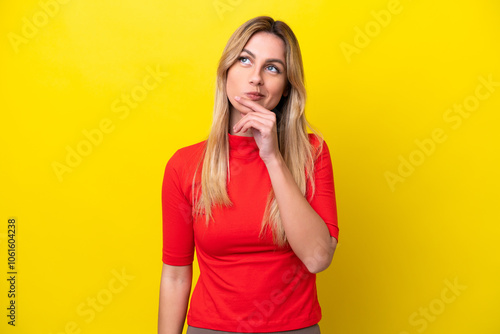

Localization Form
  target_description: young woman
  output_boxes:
[158,16,339,334]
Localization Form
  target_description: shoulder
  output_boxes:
[307,133,330,160]
[167,139,207,167]
[164,139,207,185]
[307,133,323,147]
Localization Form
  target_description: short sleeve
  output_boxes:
[308,136,339,242]
[161,151,195,266]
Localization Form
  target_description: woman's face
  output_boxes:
[226,31,288,116]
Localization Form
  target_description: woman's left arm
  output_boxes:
[233,96,337,274]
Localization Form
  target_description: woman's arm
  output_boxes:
[264,156,337,274]
[232,96,337,274]
[158,263,192,334]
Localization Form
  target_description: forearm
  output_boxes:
[265,155,335,273]
[158,268,192,334]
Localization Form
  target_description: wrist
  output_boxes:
[263,152,284,169]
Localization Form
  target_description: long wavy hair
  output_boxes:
[192,16,324,248]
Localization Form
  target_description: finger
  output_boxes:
[234,110,275,128]
[235,117,275,135]
[234,113,276,133]
[234,96,273,114]
[237,119,269,135]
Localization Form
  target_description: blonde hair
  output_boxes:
[192,16,324,247]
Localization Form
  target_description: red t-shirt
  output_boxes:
[162,132,339,332]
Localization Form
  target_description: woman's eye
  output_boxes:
[239,57,250,64]
[267,65,280,73]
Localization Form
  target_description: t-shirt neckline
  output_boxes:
[228,132,260,160]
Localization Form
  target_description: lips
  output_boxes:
[244,92,264,101]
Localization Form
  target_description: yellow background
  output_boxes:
[1,0,499,333]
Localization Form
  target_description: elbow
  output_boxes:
[305,237,338,274]
[306,256,333,274]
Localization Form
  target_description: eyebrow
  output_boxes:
[241,49,286,68]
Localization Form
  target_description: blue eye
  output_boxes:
[239,57,251,64]
[267,65,280,74]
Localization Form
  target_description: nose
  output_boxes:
[249,67,263,86]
